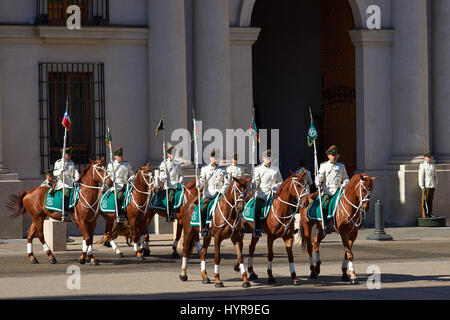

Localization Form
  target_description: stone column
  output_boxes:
[0,58,7,173]
[193,0,232,160]
[390,0,429,163]
[432,0,450,162]
[147,0,188,163]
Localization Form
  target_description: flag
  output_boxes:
[105,127,112,145]
[61,109,71,131]
[249,111,260,143]
[154,117,164,137]
[307,122,318,147]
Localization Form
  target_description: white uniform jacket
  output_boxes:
[107,160,135,190]
[418,161,437,189]
[315,161,349,196]
[254,164,283,200]
[159,159,183,189]
[53,159,79,190]
[199,163,230,198]
[226,164,244,179]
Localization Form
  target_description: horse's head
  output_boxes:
[231,176,252,212]
[357,174,377,213]
[136,162,156,193]
[86,157,112,188]
[289,170,310,208]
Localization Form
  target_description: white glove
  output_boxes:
[196,180,200,188]
[160,172,167,180]
[179,176,183,185]
[420,186,426,191]
[342,179,349,189]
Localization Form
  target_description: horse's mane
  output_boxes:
[78,162,93,182]
[273,175,292,199]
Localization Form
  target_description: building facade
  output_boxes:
[0,0,449,238]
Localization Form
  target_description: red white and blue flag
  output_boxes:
[61,109,71,131]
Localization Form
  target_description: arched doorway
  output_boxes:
[251,0,356,176]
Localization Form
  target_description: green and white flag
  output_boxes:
[307,122,318,147]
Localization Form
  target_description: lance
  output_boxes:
[192,108,202,235]
[250,105,257,227]
[161,114,171,222]
[309,107,326,235]
[106,126,120,222]
[60,97,69,220]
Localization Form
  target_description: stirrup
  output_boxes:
[254,229,262,238]
[201,228,210,238]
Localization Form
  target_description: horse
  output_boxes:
[179,176,252,288]
[138,177,202,258]
[240,171,309,285]
[7,158,112,265]
[299,173,376,284]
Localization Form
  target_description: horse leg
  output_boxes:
[86,220,99,266]
[302,221,316,279]
[233,232,244,272]
[103,215,122,257]
[232,232,250,288]
[194,229,201,256]
[213,234,224,288]
[171,217,182,258]
[267,235,276,284]
[179,224,193,282]
[77,221,90,265]
[247,235,260,280]
[313,227,325,276]
[129,215,144,260]
[200,235,212,284]
[34,216,57,264]
[26,223,39,264]
[342,230,359,285]
[284,235,300,285]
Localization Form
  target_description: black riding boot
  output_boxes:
[201,199,211,238]
[254,198,263,238]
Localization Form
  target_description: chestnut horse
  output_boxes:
[300,173,376,284]
[240,171,309,285]
[7,158,111,265]
[139,178,202,258]
[179,176,252,288]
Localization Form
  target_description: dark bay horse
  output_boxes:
[300,173,376,284]
[180,176,252,288]
[7,158,111,265]
[241,171,309,285]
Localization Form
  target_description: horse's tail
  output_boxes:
[186,230,197,256]
[6,191,27,218]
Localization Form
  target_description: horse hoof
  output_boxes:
[242,281,251,288]
[310,271,318,279]
[215,282,224,288]
[91,260,99,266]
[202,277,211,284]
[116,252,124,258]
[171,252,180,259]
[268,278,276,284]
[49,258,57,264]
[292,279,301,286]
[179,274,188,282]
[143,249,151,257]
[31,259,39,264]
[249,273,258,281]
[137,255,145,261]
[350,278,360,285]
[342,274,350,282]
[78,258,86,265]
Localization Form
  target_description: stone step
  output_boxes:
[0,173,20,181]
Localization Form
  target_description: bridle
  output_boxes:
[128,169,156,214]
[270,176,309,237]
[75,163,110,222]
[212,181,249,233]
[337,178,372,230]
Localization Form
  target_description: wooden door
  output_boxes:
[321,0,356,175]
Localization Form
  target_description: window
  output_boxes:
[39,63,106,173]
[36,0,109,26]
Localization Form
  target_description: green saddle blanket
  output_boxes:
[307,191,343,222]
[99,187,128,213]
[44,188,77,213]
[190,194,222,227]
[242,197,274,223]
[150,184,184,211]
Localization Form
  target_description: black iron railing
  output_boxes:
[39,63,106,174]
[36,0,109,26]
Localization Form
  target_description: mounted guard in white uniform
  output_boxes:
[227,153,244,179]
[159,145,183,220]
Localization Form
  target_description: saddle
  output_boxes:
[307,192,343,222]
[44,188,78,213]
[190,194,222,227]
[150,184,184,211]
[242,196,273,223]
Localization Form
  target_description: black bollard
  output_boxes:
[367,200,393,241]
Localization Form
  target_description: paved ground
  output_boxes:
[1,227,450,300]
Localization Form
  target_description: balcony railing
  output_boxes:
[36,0,109,26]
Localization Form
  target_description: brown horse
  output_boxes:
[240,171,309,285]
[138,178,202,258]
[7,158,112,265]
[300,173,376,284]
[179,176,252,288]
